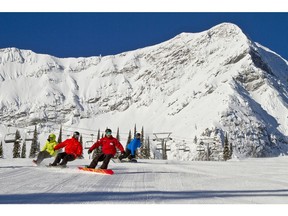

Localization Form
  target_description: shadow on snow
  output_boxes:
[1,189,288,204]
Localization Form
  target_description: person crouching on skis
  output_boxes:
[118,133,141,162]
[32,133,58,165]
[49,131,82,167]
[87,128,125,169]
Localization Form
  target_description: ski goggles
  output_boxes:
[106,131,112,135]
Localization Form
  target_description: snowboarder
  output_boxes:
[87,128,125,169]
[49,131,82,167]
[32,133,58,165]
[118,133,141,162]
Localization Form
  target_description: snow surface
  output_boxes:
[1,157,288,205]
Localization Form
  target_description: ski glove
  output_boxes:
[88,150,92,154]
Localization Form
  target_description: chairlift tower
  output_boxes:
[153,132,172,160]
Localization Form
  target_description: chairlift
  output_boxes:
[179,144,185,151]
[196,145,205,151]
[4,133,17,143]
[156,143,162,150]
[166,142,171,151]
[84,141,94,149]
[24,130,34,142]
[184,146,190,152]
[84,134,94,149]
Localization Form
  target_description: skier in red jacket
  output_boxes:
[87,128,125,169]
[49,131,83,167]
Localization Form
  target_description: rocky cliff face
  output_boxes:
[1,23,288,159]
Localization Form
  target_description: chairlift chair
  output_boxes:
[196,145,205,151]
[24,130,34,142]
[4,133,17,143]
[165,142,171,151]
[84,134,94,149]
[156,143,162,150]
[184,146,190,152]
[84,141,94,149]
[179,144,185,151]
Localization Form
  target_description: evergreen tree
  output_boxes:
[58,125,62,144]
[223,133,230,161]
[229,142,233,159]
[141,126,144,145]
[97,129,100,141]
[37,141,40,152]
[79,135,84,159]
[13,130,21,158]
[193,136,198,144]
[126,130,132,146]
[134,124,137,136]
[146,137,151,159]
[21,141,26,158]
[116,127,120,141]
[141,136,151,159]
[0,141,3,158]
[29,125,38,158]
[92,129,102,159]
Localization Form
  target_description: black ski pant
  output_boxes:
[119,149,136,160]
[88,153,113,169]
[35,151,51,165]
[51,152,75,166]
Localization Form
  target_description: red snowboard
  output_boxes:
[78,166,114,175]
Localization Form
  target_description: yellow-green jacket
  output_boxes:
[42,134,58,157]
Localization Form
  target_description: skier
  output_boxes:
[49,131,82,167]
[87,128,125,169]
[118,132,141,162]
[32,133,58,165]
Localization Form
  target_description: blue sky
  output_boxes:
[0,12,288,60]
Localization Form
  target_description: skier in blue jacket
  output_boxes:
[119,133,141,162]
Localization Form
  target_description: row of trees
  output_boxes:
[4,124,152,159]
[89,125,151,159]
[3,125,232,161]
[11,126,40,159]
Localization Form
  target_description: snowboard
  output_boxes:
[78,166,114,175]
[112,158,137,163]
[46,164,68,168]
[111,158,121,163]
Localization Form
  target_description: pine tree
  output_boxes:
[223,133,230,161]
[21,141,26,158]
[229,142,233,159]
[79,135,84,159]
[116,127,120,141]
[141,136,151,159]
[141,126,144,145]
[126,130,132,146]
[0,141,3,158]
[193,136,198,144]
[92,129,102,159]
[13,130,21,158]
[146,137,151,159]
[97,129,100,141]
[29,125,38,158]
[134,124,137,136]
[58,125,62,144]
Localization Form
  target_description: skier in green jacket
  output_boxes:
[32,133,58,165]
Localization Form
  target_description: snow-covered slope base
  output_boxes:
[0,23,288,159]
[0,157,288,204]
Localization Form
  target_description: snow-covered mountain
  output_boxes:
[0,22,288,159]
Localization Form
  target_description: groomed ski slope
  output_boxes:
[0,157,288,204]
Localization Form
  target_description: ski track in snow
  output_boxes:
[1,158,288,204]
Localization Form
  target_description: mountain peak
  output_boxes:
[0,23,288,160]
